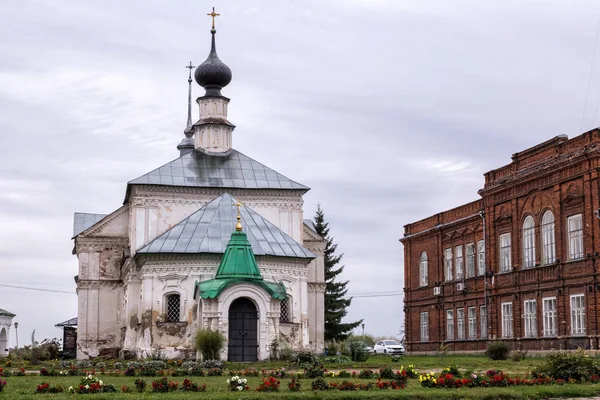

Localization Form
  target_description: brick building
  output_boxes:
[401,129,600,353]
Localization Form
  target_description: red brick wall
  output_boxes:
[402,128,600,352]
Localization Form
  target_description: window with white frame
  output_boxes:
[502,302,513,338]
[444,248,453,281]
[499,233,512,272]
[522,216,536,268]
[523,299,537,338]
[446,309,454,341]
[568,214,584,260]
[541,211,556,265]
[419,251,428,287]
[455,245,464,280]
[420,312,429,342]
[457,308,465,339]
[480,305,487,339]
[571,294,586,335]
[466,243,475,278]
[468,307,476,339]
[165,293,181,322]
[542,297,557,337]
[280,296,291,323]
[477,240,485,276]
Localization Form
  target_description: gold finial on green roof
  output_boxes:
[233,200,243,231]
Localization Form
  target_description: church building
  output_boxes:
[72,14,326,360]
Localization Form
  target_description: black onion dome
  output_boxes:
[195,30,232,96]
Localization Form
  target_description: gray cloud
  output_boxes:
[1,0,600,344]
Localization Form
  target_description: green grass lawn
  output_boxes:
[4,374,600,399]
[0,354,594,399]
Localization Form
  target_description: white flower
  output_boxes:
[85,385,89,389]
[99,380,103,385]
[242,379,247,384]
[227,379,230,384]
[237,386,243,391]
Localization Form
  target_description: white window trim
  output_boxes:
[419,252,428,287]
[522,216,536,269]
[446,309,454,341]
[444,248,453,282]
[455,245,464,280]
[467,306,476,340]
[466,243,475,278]
[480,305,487,339]
[501,302,513,338]
[570,294,586,336]
[499,233,512,272]
[477,240,485,276]
[523,299,537,338]
[457,308,465,340]
[420,312,429,342]
[542,297,557,337]
[541,211,556,265]
[567,214,584,261]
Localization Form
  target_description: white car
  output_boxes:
[373,340,405,355]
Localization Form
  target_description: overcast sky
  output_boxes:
[1,0,600,348]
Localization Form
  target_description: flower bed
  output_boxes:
[256,377,280,392]
[0,379,6,392]
[420,370,561,389]
[227,375,249,391]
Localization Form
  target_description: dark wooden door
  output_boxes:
[228,298,258,361]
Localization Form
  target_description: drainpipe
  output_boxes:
[479,210,489,344]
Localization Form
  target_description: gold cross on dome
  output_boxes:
[233,200,243,231]
[207,7,220,29]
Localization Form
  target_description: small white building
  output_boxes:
[72,23,325,360]
[0,309,15,356]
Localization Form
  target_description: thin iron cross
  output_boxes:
[185,61,195,82]
[207,7,220,29]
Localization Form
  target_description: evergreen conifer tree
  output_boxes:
[313,204,362,342]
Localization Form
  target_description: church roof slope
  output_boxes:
[137,193,316,259]
[73,213,107,237]
[127,149,308,191]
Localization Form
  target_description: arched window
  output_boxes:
[419,251,428,287]
[280,296,291,323]
[541,211,556,265]
[165,293,181,322]
[522,216,536,268]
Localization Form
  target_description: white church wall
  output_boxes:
[0,315,14,356]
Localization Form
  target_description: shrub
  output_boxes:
[358,369,375,379]
[322,355,351,364]
[124,366,136,376]
[293,351,319,366]
[201,360,223,369]
[0,379,5,392]
[227,376,249,391]
[195,329,225,361]
[326,342,338,356]
[288,378,301,391]
[304,364,326,378]
[338,370,352,378]
[442,366,461,377]
[36,382,64,393]
[486,341,510,360]
[134,379,146,393]
[171,368,189,377]
[151,377,178,392]
[180,378,206,392]
[348,341,370,362]
[206,367,223,376]
[121,385,131,393]
[531,349,600,382]
[311,377,329,391]
[512,350,528,362]
[379,367,395,379]
[113,362,123,370]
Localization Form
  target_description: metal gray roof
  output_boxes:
[128,149,308,190]
[55,317,78,327]
[138,193,316,259]
[303,219,316,232]
[73,213,107,236]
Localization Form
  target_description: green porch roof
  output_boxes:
[0,308,16,317]
[195,229,286,300]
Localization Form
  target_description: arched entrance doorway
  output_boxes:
[228,297,258,361]
[0,328,7,355]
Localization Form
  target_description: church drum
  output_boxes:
[228,297,258,362]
